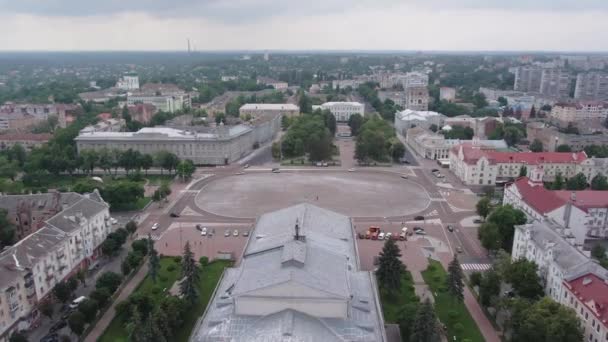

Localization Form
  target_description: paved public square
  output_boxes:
[195,171,431,218]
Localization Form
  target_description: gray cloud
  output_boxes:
[1,0,607,21]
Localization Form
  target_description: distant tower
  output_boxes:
[187,39,191,54]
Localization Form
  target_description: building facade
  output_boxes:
[394,109,445,135]
[79,118,125,134]
[559,273,608,342]
[190,204,387,342]
[313,102,364,122]
[550,102,608,124]
[439,87,456,102]
[256,77,288,90]
[512,220,608,302]
[574,72,608,101]
[76,117,280,165]
[0,191,111,339]
[115,74,139,90]
[540,68,570,98]
[527,122,608,152]
[378,91,406,108]
[127,83,191,113]
[0,133,51,151]
[239,103,300,118]
[514,66,543,92]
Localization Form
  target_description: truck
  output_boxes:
[366,226,380,240]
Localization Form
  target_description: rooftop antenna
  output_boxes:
[294,218,300,241]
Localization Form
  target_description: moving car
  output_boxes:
[378,232,385,240]
[414,215,424,221]
[244,164,250,169]
[272,168,280,173]
[456,246,463,253]
[415,230,427,235]
[243,230,250,237]
[151,223,159,230]
[401,174,408,179]
[170,212,180,218]
[348,168,356,172]
[110,217,118,225]
[69,296,87,309]
[413,227,424,233]
[473,219,483,224]
[235,172,245,175]
[201,227,208,236]
[224,230,230,237]
[447,225,454,232]
[233,229,239,237]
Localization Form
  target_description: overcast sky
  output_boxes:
[0,0,607,51]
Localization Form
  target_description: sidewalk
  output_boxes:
[84,263,149,342]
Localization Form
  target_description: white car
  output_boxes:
[378,232,385,240]
[233,229,239,237]
[201,227,208,236]
[385,232,392,240]
[401,174,408,179]
[348,168,356,172]
[151,223,159,230]
[110,217,118,225]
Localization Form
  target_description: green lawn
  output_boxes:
[144,175,175,185]
[98,258,231,342]
[421,260,485,342]
[380,271,419,323]
[110,196,152,212]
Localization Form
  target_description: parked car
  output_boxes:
[49,320,67,333]
[40,333,59,342]
[401,174,408,179]
[378,232,385,240]
[151,223,159,230]
[195,224,202,231]
[456,246,463,253]
[447,225,454,232]
[233,229,239,237]
[358,233,365,239]
[431,169,439,173]
[201,227,208,236]
[170,212,180,218]
[110,217,118,225]
[385,232,392,240]
[415,230,427,235]
[473,219,483,224]
[272,168,280,173]
[244,164,249,169]
[348,168,356,172]
[413,227,424,232]
[224,230,230,237]
[414,216,424,221]
[243,230,250,237]
[322,162,328,167]
[235,172,245,175]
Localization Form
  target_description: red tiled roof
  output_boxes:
[97,113,112,121]
[564,273,608,327]
[554,191,608,210]
[453,144,587,165]
[511,178,566,214]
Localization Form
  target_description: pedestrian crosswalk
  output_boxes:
[460,263,492,271]
[425,209,439,217]
[149,234,162,241]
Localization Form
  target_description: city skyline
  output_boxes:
[0,0,607,51]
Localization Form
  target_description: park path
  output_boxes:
[437,252,501,342]
[84,263,149,342]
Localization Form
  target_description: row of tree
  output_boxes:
[548,172,608,191]
[354,116,405,163]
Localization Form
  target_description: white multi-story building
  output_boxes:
[378,91,406,108]
[256,77,288,90]
[394,109,445,135]
[313,102,364,122]
[512,220,608,301]
[439,87,456,102]
[0,191,111,340]
[126,83,191,113]
[406,127,507,161]
[331,79,365,90]
[402,72,429,88]
[550,102,608,124]
[239,103,300,117]
[514,66,543,92]
[503,172,608,242]
[575,72,608,101]
[540,68,570,98]
[116,74,139,90]
[559,273,608,342]
[449,143,590,186]
[79,118,125,134]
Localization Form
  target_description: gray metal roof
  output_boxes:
[191,204,386,342]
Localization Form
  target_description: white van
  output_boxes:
[69,296,87,309]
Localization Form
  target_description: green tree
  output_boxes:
[591,244,607,261]
[68,311,86,336]
[429,124,438,133]
[476,197,491,220]
[565,172,587,190]
[446,255,464,302]
[376,239,405,292]
[9,331,28,342]
[504,259,544,300]
[469,271,482,287]
[556,144,572,152]
[510,298,583,342]
[140,154,154,176]
[552,172,565,190]
[487,205,527,252]
[298,92,312,113]
[148,235,160,283]
[53,281,72,304]
[529,139,543,152]
[347,113,364,136]
[529,105,537,118]
[518,165,527,177]
[472,92,488,109]
[478,222,501,252]
[90,287,111,308]
[0,156,19,180]
[497,97,508,107]
[176,159,195,182]
[39,300,54,320]
[478,269,501,307]
[503,126,523,146]
[0,208,16,247]
[77,298,99,323]
[96,271,122,294]
[7,143,26,167]
[271,142,281,159]
[214,113,226,124]
[591,174,608,190]
[79,149,98,175]
[411,298,440,342]
[390,141,406,162]
[126,307,154,342]
[180,242,200,305]
[126,220,138,235]
[322,109,337,136]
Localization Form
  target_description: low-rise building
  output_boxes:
[512,220,608,302]
[527,122,608,152]
[449,143,590,186]
[79,118,125,134]
[76,117,280,165]
[394,109,445,135]
[551,102,608,124]
[257,77,288,90]
[439,87,456,102]
[190,204,387,342]
[378,91,406,108]
[444,116,501,139]
[406,127,507,161]
[239,103,300,118]
[504,173,608,242]
[115,74,139,90]
[404,86,429,111]
[0,191,111,339]
[559,273,608,342]
[313,102,364,122]
[0,103,79,130]
[127,83,191,113]
[0,133,52,151]
[127,103,157,124]
[332,79,365,90]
